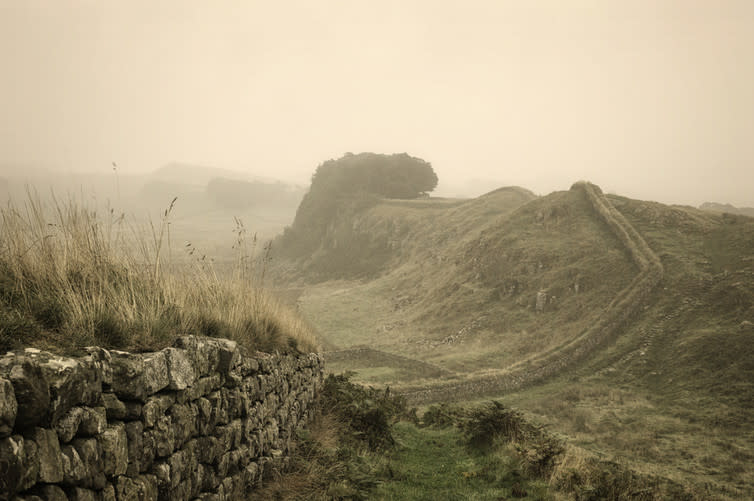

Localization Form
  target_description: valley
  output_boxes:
[274,178,754,499]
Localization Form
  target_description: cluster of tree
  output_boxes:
[308,152,437,200]
[278,153,438,263]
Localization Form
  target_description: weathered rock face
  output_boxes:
[0,336,324,501]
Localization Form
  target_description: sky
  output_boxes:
[1,0,753,206]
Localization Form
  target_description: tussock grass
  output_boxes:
[0,191,318,354]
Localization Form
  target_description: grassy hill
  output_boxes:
[275,180,754,498]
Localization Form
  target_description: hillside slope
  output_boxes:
[277,180,754,497]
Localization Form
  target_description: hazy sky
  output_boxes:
[1,1,753,206]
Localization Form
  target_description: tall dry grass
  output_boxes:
[0,190,318,355]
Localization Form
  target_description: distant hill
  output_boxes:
[699,201,754,218]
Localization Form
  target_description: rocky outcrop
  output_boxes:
[0,337,323,500]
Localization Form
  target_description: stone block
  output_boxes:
[7,359,50,429]
[30,427,63,483]
[67,487,99,501]
[61,442,87,485]
[109,351,146,401]
[0,377,17,437]
[0,434,39,495]
[124,420,143,475]
[102,392,127,420]
[142,394,174,429]
[71,437,106,489]
[100,422,128,477]
[164,348,195,390]
[168,403,195,448]
[78,407,107,436]
[151,415,175,458]
[142,351,169,396]
[33,484,68,501]
[55,406,85,443]
[41,355,104,425]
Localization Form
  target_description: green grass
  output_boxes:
[371,422,549,501]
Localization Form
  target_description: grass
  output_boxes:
[371,422,549,500]
[277,182,754,498]
[0,191,318,355]
[256,374,551,500]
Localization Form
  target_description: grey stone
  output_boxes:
[84,346,113,386]
[8,359,50,429]
[71,437,106,489]
[100,422,128,476]
[55,406,85,443]
[39,353,103,425]
[101,484,116,501]
[0,434,39,495]
[35,484,68,501]
[78,406,107,436]
[142,394,174,429]
[30,427,63,483]
[102,392,127,420]
[164,348,195,390]
[151,415,175,457]
[67,487,98,501]
[168,403,195,448]
[142,351,169,396]
[0,377,17,437]
[125,420,143,475]
[123,401,143,421]
[109,351,146,401]
[139,427,156,473]
[61,442,87,485]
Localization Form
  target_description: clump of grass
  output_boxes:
[0,191,318,355]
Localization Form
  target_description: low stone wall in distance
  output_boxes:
[0,336,324,501]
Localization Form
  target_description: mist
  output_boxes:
[1,0,753,206]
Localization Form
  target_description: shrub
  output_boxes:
[321,373,408,451]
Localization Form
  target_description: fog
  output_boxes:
[1,0,753,206]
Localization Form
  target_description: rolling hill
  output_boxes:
[274,179,754,498]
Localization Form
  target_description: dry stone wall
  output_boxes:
[0,336,324,501]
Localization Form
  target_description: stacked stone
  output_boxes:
[0,337,324,501]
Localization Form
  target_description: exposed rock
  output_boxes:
[109,351,146,401]
[30,427,63,483]
[142,351,170,396]
[143,394,175,429]
[0,434,39,495]
[33,484,68,501]
[39,354,103,425]
[102,393,127,420]
[61,443,87,485]
[7,359,50,429]
[100,422,128,476]
[67,487,99,501]
[164,348,195,390]
[0,377,17,437]
[78,407,106,436]
[71,437,106,489]
[84,346,113,387]
[55,407,86,443]
[125,420,144,476]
